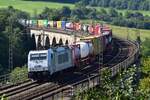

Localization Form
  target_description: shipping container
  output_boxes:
[38,20,43,27]
[32,20,38,26]
[29,20,32,26]
[66,22,74,29]
[92,37,103,55]
[26,20,30,26]
[74,23,81,31]
[53,21,57,27]
[82,25,88,33]
[76,42,90,58]
[88,25,94,34]
[48,21,54,27]
[93,25,100,35]
[43,20,48,27]
[80,36,103,55]
[61,21,66,29]
[70,44,80,62]
[57,21,62,29]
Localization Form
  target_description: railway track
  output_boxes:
[0,80,30,91]
[0,38,137,100]
[0,80,42,98]
[30,38,136,100]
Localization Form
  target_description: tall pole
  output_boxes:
[99,23,103,83]
[127,27,129,40]
[8,18,13,72]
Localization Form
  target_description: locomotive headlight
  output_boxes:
[30,68,32,71]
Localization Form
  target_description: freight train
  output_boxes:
[28,26,113,80]
[19,19,111,36]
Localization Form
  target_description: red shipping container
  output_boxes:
[93,25,100,35]
[53,21,57,28]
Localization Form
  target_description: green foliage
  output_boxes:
[10,66,28,84]
[0,7,35,75]
[141,57,150,75]
[80,0,150,11]
[139,77,150,98]
[77,66,149,100]
[142,38,150,56]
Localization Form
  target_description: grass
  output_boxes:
[0,0,149,17]
[81,19,150,42]
[109,25,150,42]
[0,0,74,16]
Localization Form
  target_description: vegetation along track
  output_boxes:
[6,38,136,100]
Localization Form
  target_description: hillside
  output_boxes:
[0,0,149,17]
[24,0,80,3]
[0,0,74,15]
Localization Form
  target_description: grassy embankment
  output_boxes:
[0,0,150,16]
[0,0,74,16]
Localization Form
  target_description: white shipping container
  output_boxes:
[76,42,90,58]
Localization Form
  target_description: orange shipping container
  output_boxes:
[75,23,81,31]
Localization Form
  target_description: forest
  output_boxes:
[0,6,36,75]
[78,0,150,11]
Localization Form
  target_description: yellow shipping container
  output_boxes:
[38,20,44,27]
[57,21,62,29]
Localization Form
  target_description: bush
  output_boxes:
[10,65,28,84]
[139,77,150,98]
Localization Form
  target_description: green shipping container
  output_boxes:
[32,20,38,26]
[43,20,48,27]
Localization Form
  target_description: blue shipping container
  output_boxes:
[61,21,66,29]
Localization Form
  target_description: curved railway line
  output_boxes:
[36,38,137,100]
[0,37,139,100]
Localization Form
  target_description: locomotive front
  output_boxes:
[28,50,50,80]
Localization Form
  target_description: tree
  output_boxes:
[59,6,71,18]
[10,66,28,84]
[0,7,30,75]
[108,8,118,17]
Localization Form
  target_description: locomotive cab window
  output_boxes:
[30,53,47,61]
